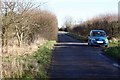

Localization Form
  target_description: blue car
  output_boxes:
[88,30,109,47]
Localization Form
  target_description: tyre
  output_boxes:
[105,45,108,47]
[88,40,91,46]
[88,41,92,46]
[88,42,90,45]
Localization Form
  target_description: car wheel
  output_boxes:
[88,42,90,45]
[88,41,91,46]
[105,45,108,47]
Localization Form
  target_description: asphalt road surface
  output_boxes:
[48,32,120,79]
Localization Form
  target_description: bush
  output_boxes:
[26,10,58,43]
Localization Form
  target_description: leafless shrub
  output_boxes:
[70,14,118,39]
[1,1,58,53]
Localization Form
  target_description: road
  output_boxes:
[48,32,120,79]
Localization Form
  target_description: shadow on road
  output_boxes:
[57,33,81,43]
[55,42,88,47]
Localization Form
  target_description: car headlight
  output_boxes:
[105,38,108,41]
[105,38,108,42]
[91,38,95,40]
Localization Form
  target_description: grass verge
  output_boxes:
[104,40,120,61]
[66,33,88,42]
[104,46,120,61]
[2,41,56,79]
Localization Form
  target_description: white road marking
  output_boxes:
[98,53,120,69]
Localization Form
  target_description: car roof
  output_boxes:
[91,30,105,32]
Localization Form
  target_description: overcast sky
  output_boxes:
[35,0,119,28]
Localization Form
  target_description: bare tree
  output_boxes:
[63,16,74,32]
[1,1,35,47]
[1,0,58,53]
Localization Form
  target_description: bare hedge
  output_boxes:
[25,9,58,44]
[69,14,119,39]
[1,2,58,48]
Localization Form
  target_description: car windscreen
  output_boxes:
[91,31,106,37]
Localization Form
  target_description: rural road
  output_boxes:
[48,32,120,79]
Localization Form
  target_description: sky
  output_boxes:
[35,0,119,28]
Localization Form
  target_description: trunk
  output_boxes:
[18,40,22,47]
[16,32,23,47]
[19,33,23,47]
[15,25,23,47]
[2,26,8,53]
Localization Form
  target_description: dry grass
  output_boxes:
[1,37,49,78]
[2,37,46,57]
[1,40,55,79]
